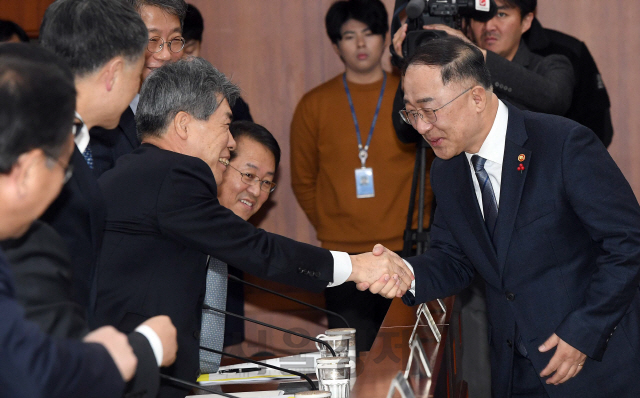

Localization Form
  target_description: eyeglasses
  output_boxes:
[147,36,185,54]
[44,153,74,184]
[400,87,473,126]
[227,164,277,193]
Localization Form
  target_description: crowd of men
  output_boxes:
[1,0,638,398]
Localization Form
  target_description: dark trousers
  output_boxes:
[325,282,391,353]
[511,348,550,398]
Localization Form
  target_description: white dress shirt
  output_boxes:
[73,112,90,153]
[407,100,509,295]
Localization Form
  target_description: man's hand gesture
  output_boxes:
[349,244,414,298]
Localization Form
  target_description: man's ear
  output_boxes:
[471,86,487,113]
[173,111,192,140]
[11,149,43,199]
[101,56,125,92]
[520,12,534,35]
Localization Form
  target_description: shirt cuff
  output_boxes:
[134,324,163,367]
[404,259,416,297]
[327,251,352,287]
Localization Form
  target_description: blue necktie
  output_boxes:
[471,155,499,241]
[82,145,94,170]
[199,256,227,373]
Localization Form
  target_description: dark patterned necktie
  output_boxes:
[199,256,227,373]
[471,155,499,241]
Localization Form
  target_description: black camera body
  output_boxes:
[402,0,496,59]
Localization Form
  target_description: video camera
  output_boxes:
[402,0,497,59]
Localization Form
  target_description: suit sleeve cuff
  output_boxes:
[404,259,416,296]
[134,325,163,367]
[327,251,351,287]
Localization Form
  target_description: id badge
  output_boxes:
[355,167,375,198]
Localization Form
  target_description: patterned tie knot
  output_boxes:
[471,155,487,172]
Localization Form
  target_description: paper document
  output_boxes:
[217,351,321,376]
[197,368,299,385]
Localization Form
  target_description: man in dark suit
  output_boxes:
[0,43,139,398]
[1,1,179,394]
[94,57,414,398]
[367,36,640,397]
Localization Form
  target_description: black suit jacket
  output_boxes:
[1,221,160,398]
[40,146,105,310]
[403,103,640,397]
[0,247,125,398]
[94,144,333,396]
[90,106,139,179]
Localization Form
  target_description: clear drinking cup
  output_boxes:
[315,333,350,358]
[316,357,350,398]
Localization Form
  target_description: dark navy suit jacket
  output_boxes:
[404,103,640,397]
[0,248,124,398]
[94,145,333,398]
[40,147,105,310]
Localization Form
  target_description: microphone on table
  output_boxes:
[199,345,317,391]
[227,274,350,328]
[159,374,237,397]
[203,304,336,357]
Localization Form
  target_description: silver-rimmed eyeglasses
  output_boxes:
[400,87,473,125]
[228,164,277,193]
[147,36,185,54]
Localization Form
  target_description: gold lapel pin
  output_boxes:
[518,154,525,162]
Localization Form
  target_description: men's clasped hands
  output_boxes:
[349,244,414,298]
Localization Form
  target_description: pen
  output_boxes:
[218,367,263,374]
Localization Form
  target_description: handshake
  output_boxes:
[347,244,415,299]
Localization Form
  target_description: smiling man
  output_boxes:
[291,0,420,353]
[89,0,187,177]
[371,36,640,398]
[199,121,280,373]
[94,57,413,398]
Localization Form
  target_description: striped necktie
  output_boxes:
[199,256,227,373]
[471,155,499,241]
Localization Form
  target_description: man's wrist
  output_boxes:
[134,324,163,367]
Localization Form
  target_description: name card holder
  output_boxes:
[404,333,432,379]
[385,372,416,398]
[408,303,441,345]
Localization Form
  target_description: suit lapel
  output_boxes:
[450,155,501,281]
[494,104,530,275]
[119,106,140,149]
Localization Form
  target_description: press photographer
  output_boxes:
[390,0,575,144]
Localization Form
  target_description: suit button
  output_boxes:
[505,292,515,301]
[194,330,200,340]
[507,339,513,348]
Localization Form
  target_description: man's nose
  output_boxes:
[484,18,497,32]
[356,33,365,47]
[247,181,261,197]
[155,44,172,61]
[227,132,236,151]
[415,117,434,135]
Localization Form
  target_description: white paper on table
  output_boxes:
[197,368,299,385]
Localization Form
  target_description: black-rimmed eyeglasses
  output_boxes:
[147,36,185,54]
[400,87,473,126]
[45,154,74,184]
[228,164,277,193]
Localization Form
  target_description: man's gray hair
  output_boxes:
[136,57,240,139]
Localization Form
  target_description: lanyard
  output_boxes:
[342,72,387,168]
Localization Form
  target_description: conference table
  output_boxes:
[219,295,466,398]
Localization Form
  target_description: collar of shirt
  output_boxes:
[465,99,509,210]
[130,93,140,115]
[74,111,90,154]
